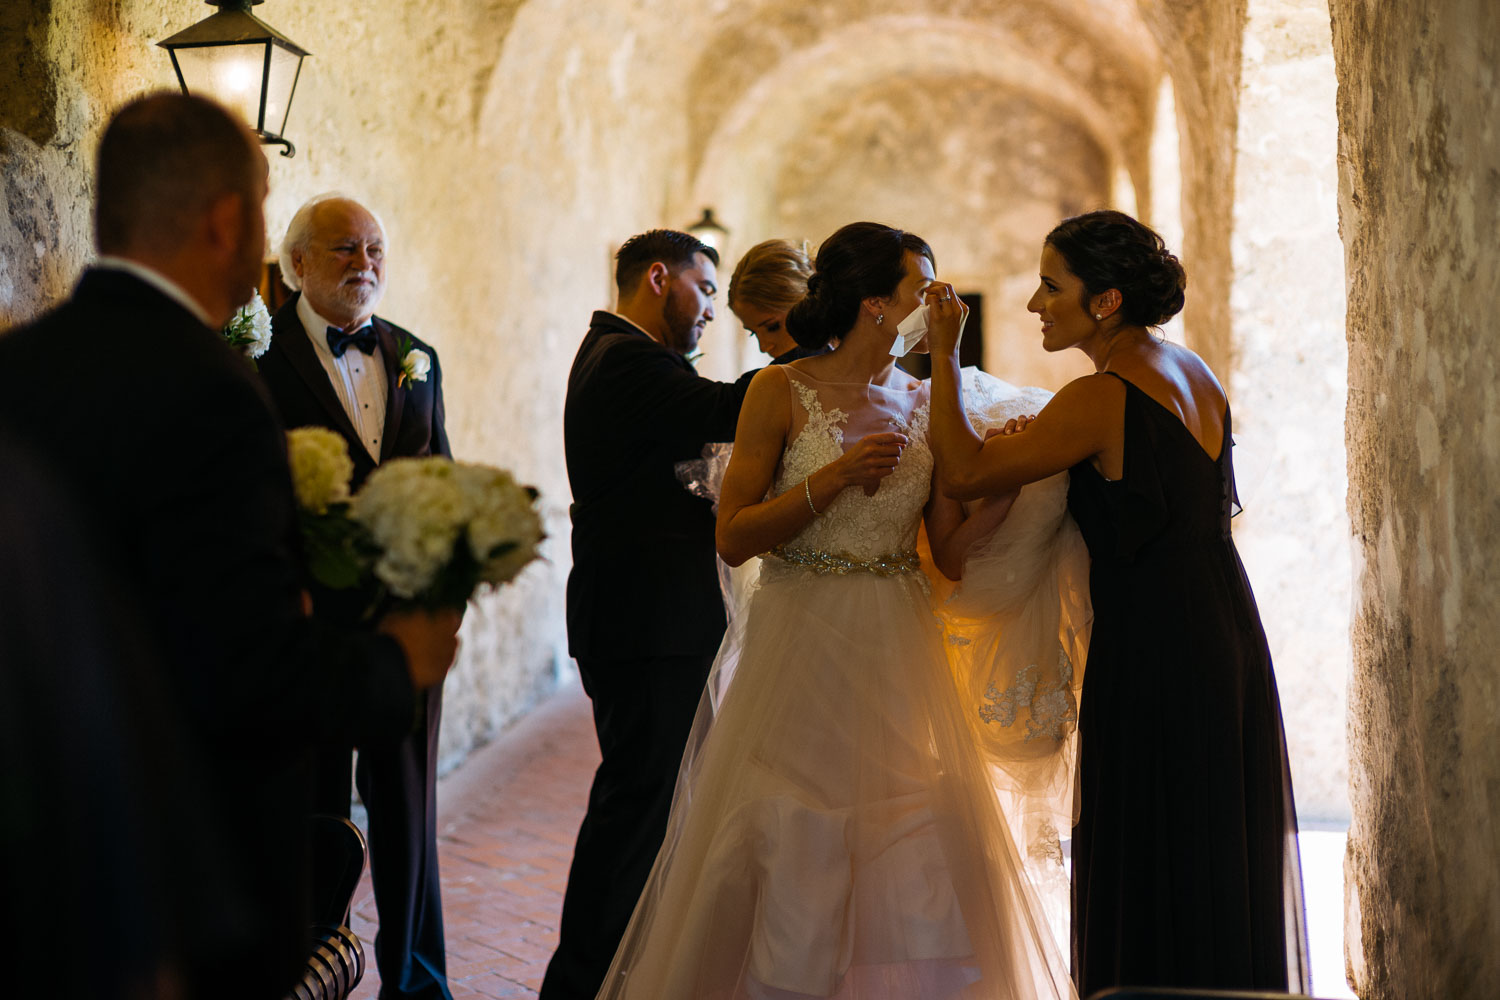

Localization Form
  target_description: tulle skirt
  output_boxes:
[596,557,1076,1000]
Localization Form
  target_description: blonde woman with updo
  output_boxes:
[727,239,830,364]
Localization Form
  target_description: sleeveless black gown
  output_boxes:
[1066,373,1310,994]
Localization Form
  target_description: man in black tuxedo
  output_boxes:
[0,93,460,999]
[541,230,758,1000]
[256,194,454,1000]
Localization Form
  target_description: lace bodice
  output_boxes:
[771,368,933,562]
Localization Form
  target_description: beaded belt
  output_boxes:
[766,545,921,577]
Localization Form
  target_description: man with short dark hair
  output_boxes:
[0,92,460,999]
[541,230,757,999]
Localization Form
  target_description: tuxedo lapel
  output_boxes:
[376,318,406,463]
[274,299,362,444]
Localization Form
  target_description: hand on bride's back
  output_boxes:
[984,414,1037,439]
[837,431,908,496]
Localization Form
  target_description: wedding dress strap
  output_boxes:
[766,544,920,577]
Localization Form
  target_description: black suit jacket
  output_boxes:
[259,294,451,492]
[0,269,416,996]
[564,310,756,660]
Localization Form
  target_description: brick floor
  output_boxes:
[348,679,597,999]
[337,677,1357,1000]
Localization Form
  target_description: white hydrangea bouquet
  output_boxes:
[223,289,273,368]
[285,428,544,610]
[351,458,544,611]
[286,427,366,589]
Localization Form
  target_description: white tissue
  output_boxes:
[890,302,963,358]
[890,304,930,358]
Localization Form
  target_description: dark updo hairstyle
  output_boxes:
[785,222,935,350]
[1044,210,1186,329]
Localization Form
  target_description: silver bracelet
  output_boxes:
[804,476,821,516]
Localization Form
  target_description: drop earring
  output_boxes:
[876,314,885,325]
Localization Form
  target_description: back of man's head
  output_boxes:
[615,229,718,295]
[95,92,260,258]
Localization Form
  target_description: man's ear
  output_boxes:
[645,261,671,297]
[203,191,244,261]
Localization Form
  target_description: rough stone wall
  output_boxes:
[0,128,66,329]
[0,0,55,147]
[1331,0,1500,994]
[0,0,186,323]
[1229,0,1350,824]
[1135,0,1249,373]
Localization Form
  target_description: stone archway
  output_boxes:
[677,10,1156,387]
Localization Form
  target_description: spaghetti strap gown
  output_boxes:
[1065,373,1310,994]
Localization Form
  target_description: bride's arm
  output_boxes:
[924,486,1021,581]
[716,368,908,567]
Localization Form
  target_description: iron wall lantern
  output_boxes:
[686,208,729,253]
[158,0,309,157]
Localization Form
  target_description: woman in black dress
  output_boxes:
[924,211,1310,994]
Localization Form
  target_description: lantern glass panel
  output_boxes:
[262,43,302,137]
[172,41,271,130]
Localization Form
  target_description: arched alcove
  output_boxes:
[675,10,1159,384]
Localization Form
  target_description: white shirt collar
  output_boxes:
[93,256,216,328]
[297,293,375,357]
[604,310,661,343]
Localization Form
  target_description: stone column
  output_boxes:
[1331,0,1500,995]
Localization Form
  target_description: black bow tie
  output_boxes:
[326,325,377,358]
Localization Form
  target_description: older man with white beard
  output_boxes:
[257,194,454,1000]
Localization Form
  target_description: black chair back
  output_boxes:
[283,816,368,1000]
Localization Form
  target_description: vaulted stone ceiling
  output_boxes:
[660,0,1167,384]
[682,0,1161,205]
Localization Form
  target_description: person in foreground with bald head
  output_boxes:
[257,193,454,1000]
[0,92,461,999]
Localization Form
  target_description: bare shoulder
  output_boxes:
[1161,340,1222,387]
[1050,369,1127,414]
[1159,341,1227,412]
[1111,341,1225,414]
[746,363,794,401]
[742,364,795,428]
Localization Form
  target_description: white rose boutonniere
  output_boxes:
[222,289,273,368]
[397,335,431,389]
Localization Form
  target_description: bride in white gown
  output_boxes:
[598,223,1080,1000]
